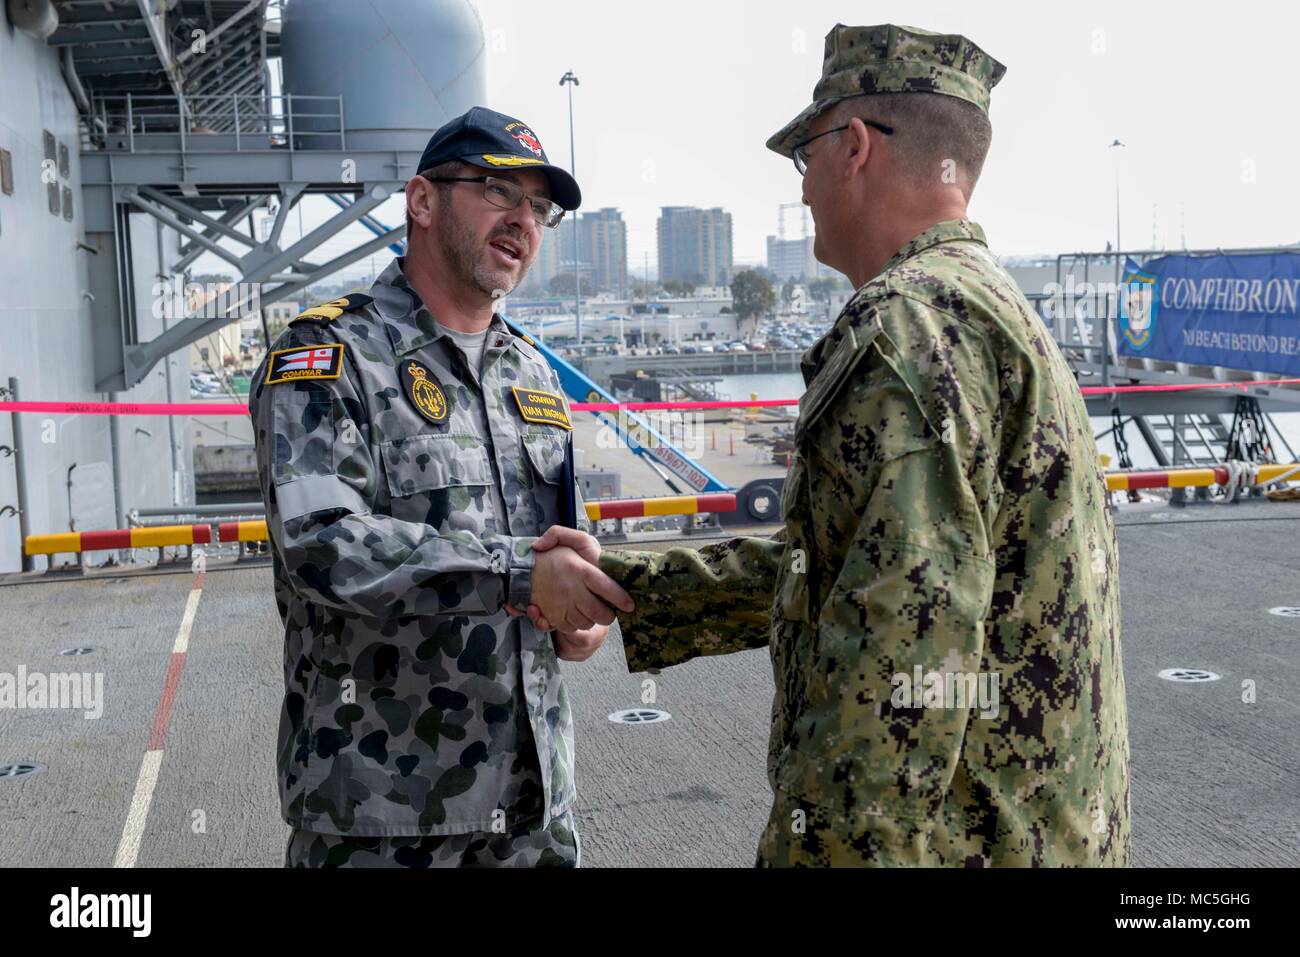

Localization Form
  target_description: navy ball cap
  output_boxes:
[417,107,582,211]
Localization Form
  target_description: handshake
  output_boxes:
[508,527,635,663]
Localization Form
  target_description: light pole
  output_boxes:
[1107,138,1127,388]
[560,70,582,349]
[1109,138,1125,258]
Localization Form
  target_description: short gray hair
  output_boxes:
[405,159,475,237]
[829,92,992,198]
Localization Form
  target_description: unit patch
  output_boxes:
[265,343,345,384]
[401,360,449,424]
[511,387,572,430]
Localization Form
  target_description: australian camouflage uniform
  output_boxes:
[250,258,585,850]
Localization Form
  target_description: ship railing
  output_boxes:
[80,93,346,153]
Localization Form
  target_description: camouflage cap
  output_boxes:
[767,23,1007,159]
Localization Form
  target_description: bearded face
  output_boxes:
[435,190,534,299]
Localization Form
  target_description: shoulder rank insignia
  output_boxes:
[266,343,344,385]
[400,360,449,424]
[290,294,375,324]
[511,387,572,430]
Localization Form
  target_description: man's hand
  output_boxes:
[528,536,633,633]
[536,525,602,564]
[526,526,619,632]
[552,622,609,662]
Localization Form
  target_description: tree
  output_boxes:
[731,269,776,323]
[807,276,841,303]
[548,272,592,297]
[781,278,797,305]
[662,279,697,297]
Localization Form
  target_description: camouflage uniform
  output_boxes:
[599,25,1131,867]
[284,810,579,868]
[250,258,584,864]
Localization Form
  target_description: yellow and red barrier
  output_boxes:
[212,496,739,541]
[21,462,1299,558]
[1105,462,1300,492]
[584,493,735,521]
[218,520,268,543]
[24,523,211,557]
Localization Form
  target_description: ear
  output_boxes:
[842,117,874,179]
[406,175,436,231]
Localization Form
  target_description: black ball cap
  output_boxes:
[416,106,582,211]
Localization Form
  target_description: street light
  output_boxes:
[1107,138,1127,389]
[1109,138,1126,257]
[559,69,582,349]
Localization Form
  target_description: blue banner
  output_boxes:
[1118,252,1300,375]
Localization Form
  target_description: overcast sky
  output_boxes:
[475,0,1300,266]
[197,0,1300,286]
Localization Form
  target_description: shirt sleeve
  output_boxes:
[598,531,785,671]
[251,323,537,619]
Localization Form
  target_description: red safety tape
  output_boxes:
[0,400,250,415]
[574,398,798,412]
[1078,377,1300,395]
[4,377,1300,417]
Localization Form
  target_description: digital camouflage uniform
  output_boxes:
[599,25,1131,867]
[251,258,584,866]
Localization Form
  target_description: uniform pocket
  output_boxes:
[380,433,493,497]
[794,321,879,445]
[776,463,809,623]
[521,430,565,486]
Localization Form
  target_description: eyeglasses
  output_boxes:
[792,120,894,175]
[425,174,566,228]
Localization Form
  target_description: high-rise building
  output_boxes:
[657,206,734,286]
[581,207,628,295]
[766,235,817,281]
[520,210,621,295]
[521,222,562,295]
[765,202,835,282]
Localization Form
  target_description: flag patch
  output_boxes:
[266,343,345,384]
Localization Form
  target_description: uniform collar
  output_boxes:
[371,257,512,357]
[798,220,986,386]
[879,219,987,274]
